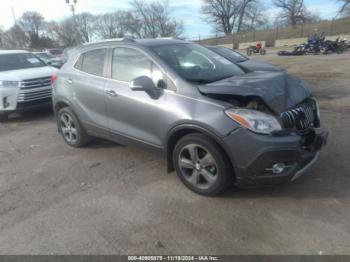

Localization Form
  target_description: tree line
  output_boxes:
[201,0,350,35]
[0,0,349,49]
[0,0,184,49]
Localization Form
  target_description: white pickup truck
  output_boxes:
[0,50,58,122]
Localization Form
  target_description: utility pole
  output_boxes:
[65,0,79,44]
[11,7,17,25]
[65,0,78,19]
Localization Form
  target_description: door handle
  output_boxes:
[67,79,73,85]
[105,90,118,97]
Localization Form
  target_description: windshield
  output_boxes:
[34,53,54,63]
[209,47,248,63]
[0,53,46,71]
[151,43,244,84]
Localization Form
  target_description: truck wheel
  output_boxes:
[57,107,90,147]
[173,133,233,196]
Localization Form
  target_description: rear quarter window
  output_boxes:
[74,48,107,77]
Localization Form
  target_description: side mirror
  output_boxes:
[130,76,156,91]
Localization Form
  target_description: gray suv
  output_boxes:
[52,38,328,196]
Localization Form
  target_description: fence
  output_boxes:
[191,17,350,49]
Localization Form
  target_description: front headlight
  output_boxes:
[0,80,20,88]
[225,108,282,134]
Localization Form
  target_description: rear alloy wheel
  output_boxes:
[57,107,90,147]
[173,133,233,196]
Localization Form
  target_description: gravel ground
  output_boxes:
[0,50,350,255]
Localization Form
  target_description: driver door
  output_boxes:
[104,47,171,149]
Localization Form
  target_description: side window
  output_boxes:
[74,55,83,70]
[112,47,165,88]
[77,48,107,77]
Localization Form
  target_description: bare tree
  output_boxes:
[201,0,242,34]
[18,11,44,47]
[130,0,184,38]
[236,0,257,33]
[47,18,82,47]
[75,12,97,43]
[273,0,311,28]
[1,25,29,49]
[339,0,350,16]
[243,2,268,31]
[94,11,129,39]
[0,28,3,47]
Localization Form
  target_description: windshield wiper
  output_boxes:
[186,79,212,84]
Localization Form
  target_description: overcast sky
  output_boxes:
[0,0,342,38]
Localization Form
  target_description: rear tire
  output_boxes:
[57,107,90,147]
[173,133,234,196]
[0,114,8,123]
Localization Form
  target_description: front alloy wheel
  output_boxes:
[173,133,233,196]
[178,144,218,190]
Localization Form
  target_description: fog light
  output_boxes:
[266,163,287,174]
[2,97,10,109]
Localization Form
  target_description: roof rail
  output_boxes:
[156,37,176,40]
[83,37,135,46]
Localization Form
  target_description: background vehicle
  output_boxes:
[0,50,57,122]
[246,44,266,56]
[278,44,307,56]
[53,39,327,196]
[279,34,348,56]
[45,49,63,58]
[33,52,64,68]
[206,45,284,72]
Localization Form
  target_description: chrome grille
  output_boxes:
[21,77,51,90]
[18,76,52,102]
[281,99,317,131]
[17,89,52,102]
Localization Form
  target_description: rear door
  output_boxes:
[69,48,109,133]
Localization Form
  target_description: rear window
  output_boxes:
[75,49,107,77]
[0,53,46,71]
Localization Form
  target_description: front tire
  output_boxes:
[173,133,233,196]
[57,107,90,147]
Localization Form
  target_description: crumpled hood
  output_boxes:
[198,72,311,114]
[239,59,284,72]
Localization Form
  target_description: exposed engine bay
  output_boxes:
[198,71,320,132]
[207,94,320,132]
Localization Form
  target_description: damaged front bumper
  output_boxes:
[222,128,328,187]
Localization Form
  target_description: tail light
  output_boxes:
[51,73,58,86]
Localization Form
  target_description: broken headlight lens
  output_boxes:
[0,80,20,88]
[225,108,282,134]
